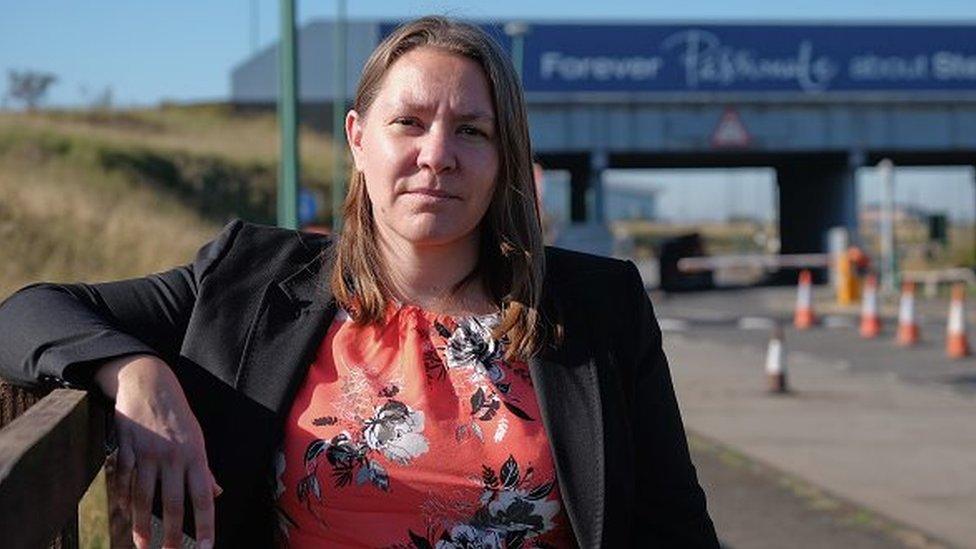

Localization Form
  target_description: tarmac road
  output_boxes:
[656,287,976,548]
[652,286,976,396]
[691,435,943,549]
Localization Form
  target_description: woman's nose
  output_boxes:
[416,128,457,174]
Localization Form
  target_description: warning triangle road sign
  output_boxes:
[711,108,752,148]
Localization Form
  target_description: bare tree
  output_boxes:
[6,70,58,111]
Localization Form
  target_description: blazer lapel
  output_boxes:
[235,248,337,415]
[529,339,605,547]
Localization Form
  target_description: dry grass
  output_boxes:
[613,219,777,258]
[0,106,340,227]
[0,114,224,546]
[0,103,343,300]
[617,217,976,271]
[0,104,331,546]
[1,105,337,178]
[0,141,220,298]
[861,220,976,271]
[79,469,109,548]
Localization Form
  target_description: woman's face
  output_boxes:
[347,47,499,250]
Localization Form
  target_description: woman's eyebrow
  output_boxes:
[391,99,494,123]
[456,111,495,123]
[392,99,434,114]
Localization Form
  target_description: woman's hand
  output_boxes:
[95,354,221,549]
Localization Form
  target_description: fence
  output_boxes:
[0,381,128,548]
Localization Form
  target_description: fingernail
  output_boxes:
[214,483,224,497]
[198,539,213,549]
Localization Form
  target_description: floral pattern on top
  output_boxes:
[274,305,576,548]
[406,454,561,549]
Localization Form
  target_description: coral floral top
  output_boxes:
[274,305,577,548]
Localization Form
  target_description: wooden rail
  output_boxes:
[0,382,111,549]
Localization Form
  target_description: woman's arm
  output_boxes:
[0,219,243,548]
[0,219,243,387]
[622,261,720,547]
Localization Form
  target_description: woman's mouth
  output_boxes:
[404,188,460,200]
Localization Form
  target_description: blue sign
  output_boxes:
[381,22,976,94]
[299,188,318,225]
[524,24,976,94]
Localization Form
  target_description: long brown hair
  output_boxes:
[330,16,546,360]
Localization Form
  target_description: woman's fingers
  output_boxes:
[109,358,216,546]
[211,470,223,498]
[161,462,185,548]
[114,438,136,511]
[187,463,216,549]
[131,462,158,549]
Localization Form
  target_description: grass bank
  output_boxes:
[0,104,336,547]
[0,105,336,298]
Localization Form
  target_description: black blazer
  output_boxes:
[0,219,718,548]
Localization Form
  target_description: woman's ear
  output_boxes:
[346,109,363,170]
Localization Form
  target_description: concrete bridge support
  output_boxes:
[538,151,614,255]
[776,154,860,257]
[538,151,608,224]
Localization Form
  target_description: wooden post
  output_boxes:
[0,383,110,549]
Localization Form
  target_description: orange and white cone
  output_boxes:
[765,325,789,394]
[859,274,882,339]
[794,269,816,330]
[896,281,920,346]
[946,283,971,359]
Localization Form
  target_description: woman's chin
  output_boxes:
[393,222,478,249]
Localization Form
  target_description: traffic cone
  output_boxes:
[794,270,816,330]
[765,324,789,394]
[896,281,920,346]
[946,283,971,359]
[859,274,882,339]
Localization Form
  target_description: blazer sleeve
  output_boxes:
[623,261,719,547]
[0,219,243,388]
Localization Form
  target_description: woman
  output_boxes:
[0,17,717,548]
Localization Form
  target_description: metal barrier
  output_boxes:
[902,268,976,298]
[677,253,830,272]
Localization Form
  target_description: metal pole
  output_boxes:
[277,0,299,229]
[512,35,524,80]
[878,158,897,294]
[504,21,529,82]
[972,166,976,266]
[331,0,347,232]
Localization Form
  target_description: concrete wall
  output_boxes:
[230,21,377,104]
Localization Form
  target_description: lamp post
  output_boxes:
[277,0,299,229]
[878,158,898,294]
[503,21,529,82]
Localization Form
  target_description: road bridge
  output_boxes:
[231,21,976,256]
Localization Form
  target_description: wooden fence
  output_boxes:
[0,382,129,548]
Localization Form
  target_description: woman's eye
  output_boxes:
[459,125,488,138]
[393,117,421,128]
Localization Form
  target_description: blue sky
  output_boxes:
[3,1,975,222]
